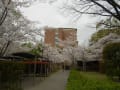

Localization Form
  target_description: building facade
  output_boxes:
[44,27,78,48]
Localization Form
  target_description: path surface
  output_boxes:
[23,70,70,90]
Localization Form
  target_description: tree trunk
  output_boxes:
[0,40,11,56]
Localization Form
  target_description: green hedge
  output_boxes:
[0,61,24,90]
[103,42,120,79]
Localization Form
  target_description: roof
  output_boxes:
[0,52,50,61]
[76,59,100,62]
[12,52,36,59]
[0,56,24,60]
[11,52,49,60]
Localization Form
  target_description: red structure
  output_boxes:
[11,52,51,76]
[23,61,49,64]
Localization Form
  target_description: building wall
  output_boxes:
[44,27,78,47]
[44,28,56,47]
[58,28,64,40]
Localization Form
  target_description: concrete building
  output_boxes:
[44,27,78,48]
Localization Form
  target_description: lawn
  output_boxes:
[66,69,120,90]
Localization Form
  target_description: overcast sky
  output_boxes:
[21,1,100,46]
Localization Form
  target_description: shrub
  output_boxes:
[0,61,24,90]
[103,42,120,79]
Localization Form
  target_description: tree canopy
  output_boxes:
[90,29,120,44]
[0,0,43,56]
[64,0,120,21]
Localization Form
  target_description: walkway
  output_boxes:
[23,70,70,90]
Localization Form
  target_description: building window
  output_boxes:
[55,31,59,45]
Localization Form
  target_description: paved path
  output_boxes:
[23,70,70,90]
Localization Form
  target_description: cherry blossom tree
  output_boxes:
[68,33,120,70]
[87,33,120,61]
[0,0,34,26]
[0,0,43,56]
[43,45,63,63]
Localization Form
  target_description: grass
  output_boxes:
[66,69,120,90]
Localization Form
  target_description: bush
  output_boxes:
[0,61,24,90]
[103,42,120,79]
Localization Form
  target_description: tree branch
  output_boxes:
[0,8,8,25]
[0,0,11,26]
[90,0,120,21]
[72,7,111,16]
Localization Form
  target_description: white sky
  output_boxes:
[21,1,99,46]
